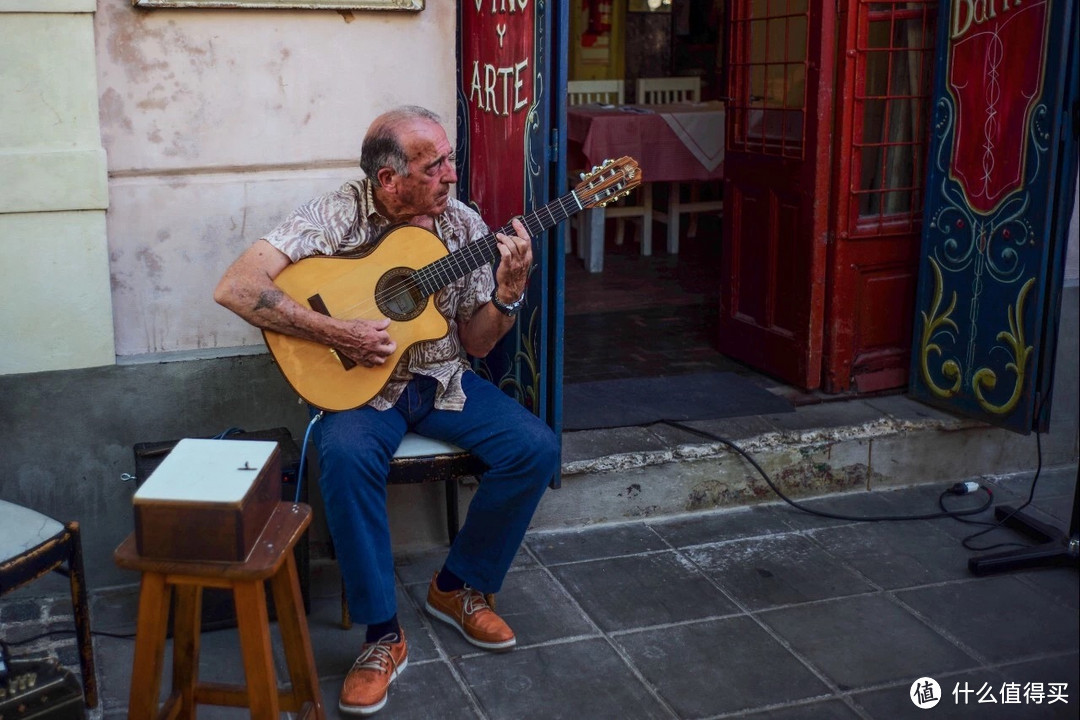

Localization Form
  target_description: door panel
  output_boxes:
[457,0,563,443]
[825,0,937,393]
[909,0,1078,433]
[719,0,836,389]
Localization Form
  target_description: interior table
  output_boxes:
[567,101,725,272]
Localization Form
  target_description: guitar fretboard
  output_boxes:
[412,190,585,297]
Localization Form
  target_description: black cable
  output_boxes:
[954,423,1045,552]
[1,628,136,648]
[662,419,995,522]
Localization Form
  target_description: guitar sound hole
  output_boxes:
[376,268,427,322]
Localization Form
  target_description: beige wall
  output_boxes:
[95,0,457,358]
[0,1,113,373]
[2,1,458,370]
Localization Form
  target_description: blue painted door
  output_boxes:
[910,0,1079,433]
[457,1,568,463]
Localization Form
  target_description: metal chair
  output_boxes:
[636,76,721,253]
[338,432,487,629]
[0,500,97,708]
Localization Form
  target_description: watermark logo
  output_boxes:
[911,677,942,709]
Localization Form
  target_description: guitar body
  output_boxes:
[259,156,641,411]
[263,226,451,411]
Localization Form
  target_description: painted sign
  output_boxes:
[460,0,536,227]
[458,0,559,431]
[946,1,1049,214]
[910,0,1077,433]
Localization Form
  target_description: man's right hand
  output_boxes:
[339,317,397,367]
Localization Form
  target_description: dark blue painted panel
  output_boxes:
[910,0,1079,434]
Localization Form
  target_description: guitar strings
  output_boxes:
[322,191,584,321]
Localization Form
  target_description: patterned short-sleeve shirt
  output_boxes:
[263,178,494,411]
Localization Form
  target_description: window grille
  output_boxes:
[850,0,936,231]
[729,0,810,159]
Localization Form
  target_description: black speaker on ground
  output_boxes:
[132,427,311,632]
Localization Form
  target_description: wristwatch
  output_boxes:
[490,285,526,317]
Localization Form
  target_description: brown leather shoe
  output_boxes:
[339,630,408,715]
[424,573,516,651]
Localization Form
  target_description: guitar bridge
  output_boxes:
[308,293,357,370]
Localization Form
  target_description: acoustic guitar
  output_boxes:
[263,156,642,411]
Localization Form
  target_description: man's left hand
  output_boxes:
[493,217,532,302]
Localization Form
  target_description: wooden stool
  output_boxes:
[114,502,324,719]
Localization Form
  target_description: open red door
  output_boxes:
[718,0,837,389]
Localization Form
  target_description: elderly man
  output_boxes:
[215,105,558,716]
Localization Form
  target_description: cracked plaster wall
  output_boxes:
[94,0,458,356]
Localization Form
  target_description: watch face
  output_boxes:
[491,288,522,316]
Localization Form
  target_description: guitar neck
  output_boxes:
[414,190,584,297]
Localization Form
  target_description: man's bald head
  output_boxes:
[360,106,443,186]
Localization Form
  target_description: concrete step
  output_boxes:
[528,393,1077,531]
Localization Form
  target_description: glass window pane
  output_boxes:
[750,19,767,63]
[785,63,805,108]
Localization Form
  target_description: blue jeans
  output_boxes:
[311,371,558,625]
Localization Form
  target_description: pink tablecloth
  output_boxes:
[567,101,725,183]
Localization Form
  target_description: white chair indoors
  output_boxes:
[567,79,624,106]
[636,76,722,253]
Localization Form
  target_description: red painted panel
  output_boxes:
[947,2,1049,215]
[460,2,535,227]
[824,0,936,394]
[719,0,835,390]
[855,262,917,351]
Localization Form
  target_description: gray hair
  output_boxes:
[360,105,442,186]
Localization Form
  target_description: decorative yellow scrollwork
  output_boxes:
[919,257,962,398]
[498,307,542,411]
[973,277,1035,415]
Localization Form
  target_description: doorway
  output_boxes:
[563,0,733,387]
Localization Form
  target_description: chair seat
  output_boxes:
[394,433,469,459]
[0,500,97,708]
[0,500,64,560]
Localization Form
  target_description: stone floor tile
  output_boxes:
[456,637,671,719]
[853,666,1076,720]
[772,491,900,531]
[317,659,480,720]
[744,698,864,719]
[1013,567,1080,611]
[877,480,1018,516]
[393,545,535,586]
[808,519,975,589]
[760,594,976,691]
[525,522,669,565]
[992,465,1077,500]
[405,567,596,656]
[614,616,831,717]
[1028,494,1074,525]
[895,575,1080,664]
[685,534,876,611]
[761,400,883,431]
[306,582,440,679]
[647,504,794,547]
[996,652,1080,694]
[550,551,739,632]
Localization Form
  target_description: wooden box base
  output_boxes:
[133,439,281,563]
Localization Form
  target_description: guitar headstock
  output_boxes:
[574,157,643,209]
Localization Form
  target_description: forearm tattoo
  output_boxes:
[253,288,284,312]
